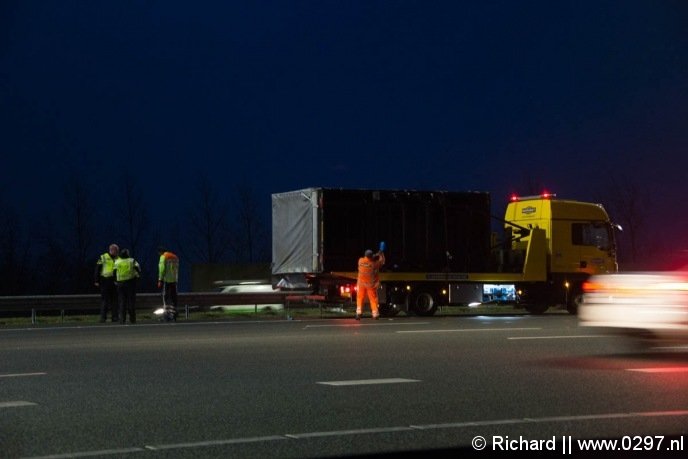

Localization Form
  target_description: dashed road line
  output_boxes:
[397,327,541,334]
[0,401,37,408]
[144,435,286,450]
[23,447,146,458]
[507,335,608,340]
[0,372,47,378]
[317,378,421,386]
[305,322,430,328]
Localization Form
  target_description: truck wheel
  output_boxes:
[411,291,438,316]
[567,285,582,315]
[524,303,549,314]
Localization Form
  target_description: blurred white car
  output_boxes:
[211,282,284,312]
[578,271,688,346]
[219,283,275,294]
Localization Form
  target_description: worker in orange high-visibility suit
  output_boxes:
[356,248,385,320]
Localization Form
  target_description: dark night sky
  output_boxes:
[2,0,688,261]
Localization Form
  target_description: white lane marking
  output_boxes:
[287,426,413,439]
[21,409,688,458]
[22,447,145,458]
[0,401,37,408]
[411,409,688,429]
[627,367,688,373]
[317,378,421,386]
[397,327,541,334]
[507,335,608,340]
[305,322,430,328]
[0,372,47,378]
[653,345,688,351]
[145,435,286,450]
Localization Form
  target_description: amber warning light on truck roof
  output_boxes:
[510,192,557,202]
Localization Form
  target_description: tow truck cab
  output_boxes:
[504,194,619,313]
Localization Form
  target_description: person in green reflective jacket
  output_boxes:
[113,248,141,324]
[94,243,120,323]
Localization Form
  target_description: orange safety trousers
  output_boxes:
[356,285,379,318]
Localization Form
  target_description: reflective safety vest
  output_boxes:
[97,253,117,278]
[158,252,179,283]
[357,253,385,288]
[114,258,140,282]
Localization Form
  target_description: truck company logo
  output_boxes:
[521,206,537,215]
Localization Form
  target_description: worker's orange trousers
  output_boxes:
[356,285,379,318]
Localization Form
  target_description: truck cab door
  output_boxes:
[569,221,617,275]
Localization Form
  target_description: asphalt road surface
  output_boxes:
[1,315,687,458]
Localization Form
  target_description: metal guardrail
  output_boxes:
[0,292,291,311]
[0,291,320,324]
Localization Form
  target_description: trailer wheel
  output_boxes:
[411,291,438,316]
[379,303,401,317]
[383,289,408,317]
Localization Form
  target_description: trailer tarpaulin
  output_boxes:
[271,188,321,275]
[272,187,492,278]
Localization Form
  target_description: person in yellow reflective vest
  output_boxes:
[94,243,120,323]
[356,247,385,320]
[113,248,141,324]
[157,247,179,322]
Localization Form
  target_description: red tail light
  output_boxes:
[339,284,357,298]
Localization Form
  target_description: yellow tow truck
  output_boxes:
[271,188,619,315]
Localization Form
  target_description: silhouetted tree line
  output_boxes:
[0,174,270,295]
[1,171,669,296]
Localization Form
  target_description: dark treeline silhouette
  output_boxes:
[0,174,269,296]
[2,171,670,296]
[594,174,648,268]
